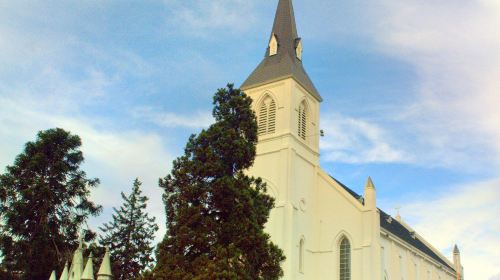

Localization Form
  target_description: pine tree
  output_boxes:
[151,84,285,279]
[0,128,102,280]
[99,178,159,280]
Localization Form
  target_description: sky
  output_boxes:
[0,0,499,278]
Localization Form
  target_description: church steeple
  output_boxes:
[270,0,298,57]
[241,0,322,101]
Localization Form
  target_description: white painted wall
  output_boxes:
[244,77,457,280]
[380,233,456,280]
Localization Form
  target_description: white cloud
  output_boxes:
[162,0,259,36]
[367,0,500,170]
[303,0,500,171]
[0,93,172,241]
[132,106,213,129]
[390,179,500,280]
[490,273,500,280]
[0,2,172,242]
[320,113,410,164]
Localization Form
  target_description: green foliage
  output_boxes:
[0,128,102,280]
[150,84,285,279]
[99,178,159,280]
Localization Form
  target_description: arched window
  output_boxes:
[299,238,305,273]
[258,96,276,136]
[298,101,307,140]
[339,237,351,280]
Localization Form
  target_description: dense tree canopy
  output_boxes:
[99,178,159,280]
[151,84,285,279]
[0,128,101,280]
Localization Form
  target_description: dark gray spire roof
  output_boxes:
[241,0,322,101]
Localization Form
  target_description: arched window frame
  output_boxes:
[299,237,305,273]
[298,100,308,140]
[257,94,277,136]
[339,236,351,280]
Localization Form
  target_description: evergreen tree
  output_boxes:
[99,178,159,280]
[152,84,285,279]
[0,128,102,280]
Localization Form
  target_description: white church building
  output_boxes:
[243,1,464,280]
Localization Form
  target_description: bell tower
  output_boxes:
[241,0,322,162]
[241,0,322,278]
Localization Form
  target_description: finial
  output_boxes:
[395,205,402,221]
[365,176,375,190]
[78,228,84,250]
[454,244,460,254]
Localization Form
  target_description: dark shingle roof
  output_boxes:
[241,0,322,101]
[331,176,455,272]
[331,177,363,202]
[379,210,454,271]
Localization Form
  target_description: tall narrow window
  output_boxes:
[400,255,404,280]
[258,96,276,136]
[339,238,351,280]
[381,247,386,280]
[298,101,307,140]
[299,238,305,273]
[415,262,419,280]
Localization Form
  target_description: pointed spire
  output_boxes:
[365,176,375,190]
[453,244,463,279]
[59,262,69,280]
[81,253,94,280]
[364,176,377,210]
[69,239,84,280]
[49,270,57,280]
[271,0,298,55]
[97,248,113,280]
[78,230,84,250]
[241,0,322,101]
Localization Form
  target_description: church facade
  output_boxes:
[242,1,464,280]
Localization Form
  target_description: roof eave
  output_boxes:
[241,74,322,102]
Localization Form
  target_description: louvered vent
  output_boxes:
[258,102,268,135]
[298,102,307,140]
[268,99,276,133]
[258,96,277,136]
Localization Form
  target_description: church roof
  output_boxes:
[241,0,322,101]
[331,176,456,272]
[379,210,455,271]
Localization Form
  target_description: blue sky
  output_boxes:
[1,0,499,278]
